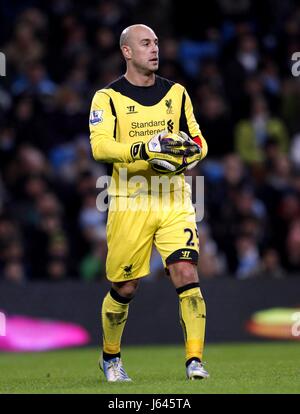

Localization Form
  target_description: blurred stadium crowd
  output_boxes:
[0,0,300,283]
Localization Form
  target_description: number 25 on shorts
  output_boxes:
[184,228,199,248]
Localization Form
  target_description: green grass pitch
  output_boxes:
[0,342,299,394]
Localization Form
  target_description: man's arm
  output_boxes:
[89,91,133,163]
[180,89,208,160]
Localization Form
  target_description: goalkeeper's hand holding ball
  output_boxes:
[178,131,206,170]
[130,131,186,172]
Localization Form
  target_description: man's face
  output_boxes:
[125,27,159,74]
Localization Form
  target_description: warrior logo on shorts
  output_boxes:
[122,264,133,278]
[180,250,191,260]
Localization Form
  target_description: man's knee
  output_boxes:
[168,262,198,287]
[112,279,139,299]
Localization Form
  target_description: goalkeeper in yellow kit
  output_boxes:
[89,24,209,381]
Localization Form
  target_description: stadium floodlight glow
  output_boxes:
[0,52,6,76]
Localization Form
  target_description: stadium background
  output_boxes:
[0,0,300,350]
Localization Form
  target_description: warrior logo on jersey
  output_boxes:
[89,109,104,125]
[126,105,138,114]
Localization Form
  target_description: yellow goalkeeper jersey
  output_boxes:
[89,75,207,196]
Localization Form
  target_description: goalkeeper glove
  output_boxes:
[130,131,186,172]
[178,131,204,170]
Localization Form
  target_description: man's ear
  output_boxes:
[121,45,132,60]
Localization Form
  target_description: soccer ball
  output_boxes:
[151,159,187,175]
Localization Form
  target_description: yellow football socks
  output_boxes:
[177,284,206,363]
[101,289,130,358]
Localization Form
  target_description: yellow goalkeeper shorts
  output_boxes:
[105,193,199,282]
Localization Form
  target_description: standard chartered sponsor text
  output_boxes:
[129,119,166,137]
[129,128,166,137]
